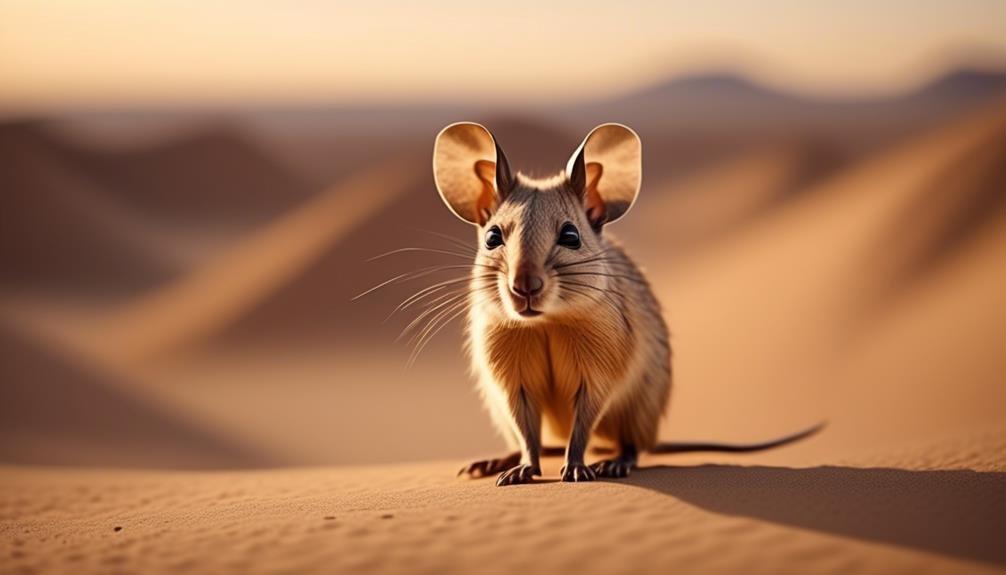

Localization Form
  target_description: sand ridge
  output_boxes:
[2,428,1004,575]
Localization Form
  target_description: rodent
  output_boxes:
[432,122,821,485]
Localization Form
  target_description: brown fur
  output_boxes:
[465,176,671,482]
[437,123,820,484]
[434,122,672,484]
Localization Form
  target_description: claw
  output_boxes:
[495,464,540,486]
[458,460,489,477]
[560,462,597,482]
[590,458,634,479]
[459,452,521,479]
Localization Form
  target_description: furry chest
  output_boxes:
[479,321,630,400]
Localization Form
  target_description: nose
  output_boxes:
[511,271,544,297]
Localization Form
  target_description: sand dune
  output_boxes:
[866,120,1006,298]
[625,139,844,256]
[98,158,427,361]
[208,120,576,347]
[32,100,1002,469]
[0,121,321,304]
[0,318,266,468]
[3,98,1002,470]
[649,98,1006,456]
[1,427,1003,575]
[2,75,1006,575]
[52,123,312,230]
[0,122,182,296]
[93,120,581,363]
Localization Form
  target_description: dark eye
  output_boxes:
[484,225,504,250]
[558,222,581,249]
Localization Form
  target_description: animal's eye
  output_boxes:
[558,222,581,249]
[484,225,504,250]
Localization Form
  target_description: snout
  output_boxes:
[511,272,543,298]
[508,268,545,317]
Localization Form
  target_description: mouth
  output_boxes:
[518,307,543,318]
[511,295,543,318]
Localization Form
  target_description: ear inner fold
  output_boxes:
[583,162,605,227]
[474,159,498,225]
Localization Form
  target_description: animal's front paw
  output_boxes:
[560,462,597,482]
[590,458,633,478]
[496,464,541,486]
[458,452,521,478]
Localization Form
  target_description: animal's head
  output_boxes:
[433,122,642,322]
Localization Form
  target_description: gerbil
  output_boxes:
[432,122,821,485]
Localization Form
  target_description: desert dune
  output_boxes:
[1,431,1004,574]
[0,123,182,297]
[0,318,264,469]
[628,140,844,256]
[51,123,313,230]
[2,73,1006,574]
[644,98,1006,458]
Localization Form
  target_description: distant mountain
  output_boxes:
[610,72,803,110]
[581,67,1006,114]
[41,65,1006,186]
[906,68,1006,104]
[554,66,1006,166]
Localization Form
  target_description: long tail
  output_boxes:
[537,422,825,457]
[649,422,826,454]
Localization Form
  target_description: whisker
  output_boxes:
[386,286,464,324]
[366,246,476,262]
[407,300,471,367]
[556,279,611,294]
[401,282,493,337]
[402,281,497,361]
[558,283,606,301]
[557,284,615,315]
[415,291,463,311]
[554,271,647,285]
[416,229,478,255]
[383,273,498,322]
[399,292,469,342]
[552,247,627,270]
[557,282,630,328]
[408,296,469,347]
[352,264,496,301]
[554,257,633,270]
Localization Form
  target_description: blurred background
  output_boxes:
[1,0,1005,469]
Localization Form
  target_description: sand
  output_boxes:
[2,428,1005,575]
[2,83,1006,574]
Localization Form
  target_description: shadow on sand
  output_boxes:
[624,464,1006,567]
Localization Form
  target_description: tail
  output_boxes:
[649,422,826,454]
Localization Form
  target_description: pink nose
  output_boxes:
[511,272,544,297]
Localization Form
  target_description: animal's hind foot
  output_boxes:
[458,451,521,478]
[590,458,634,478]
[496,464,540,486]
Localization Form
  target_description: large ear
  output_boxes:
[566,123,641,227]
[433,122,513,226]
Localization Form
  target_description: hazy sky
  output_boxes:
[1,0,1004,110]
